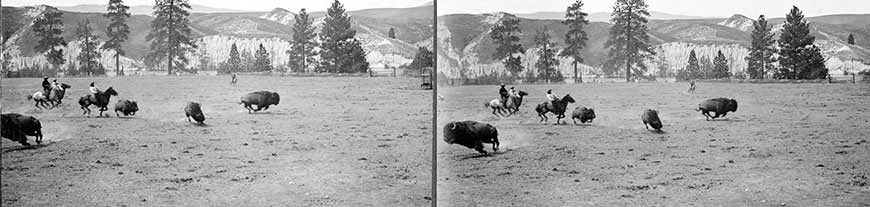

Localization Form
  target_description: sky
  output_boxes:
[438,0,870,18]
[3,0,432,12]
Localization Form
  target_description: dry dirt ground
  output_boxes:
[437,82,869,206]
[1,76,431,206]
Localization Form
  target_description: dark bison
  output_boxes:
[1,113,43,146]
[642,109,663,131]
[443,121,499,154]
[241,91,280,113]
[571,106,596,125]
[698,98,738,120]
[114,100,139,117]
[184,102,205,124]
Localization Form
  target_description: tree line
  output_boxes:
[480,0,837,84]
[17,0,436,77]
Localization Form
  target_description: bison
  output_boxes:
[698,98,738,120]
[114,100,139,117]
[642,109,663,131]
[241,91,280,113]
[571,106,596,125]
[443,121,499,154]
[1,113,43,146]
[184,102,205,125]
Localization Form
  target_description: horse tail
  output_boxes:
[484,102,490,108]
[26,94,33,100]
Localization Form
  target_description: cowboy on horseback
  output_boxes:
[89,82,102,96]
[41,77,51,95]
[546,89,558,106]
[499,84,509,108]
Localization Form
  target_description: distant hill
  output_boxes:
[55,4,248,15]
[437,12,870,79]
[515,10,709,22]
[1,4,434,72]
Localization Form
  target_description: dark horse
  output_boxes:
[78,87,118,117]
[27,83,70,109]
[535,94,576,124]
[504,90,528,116]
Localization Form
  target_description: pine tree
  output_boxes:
[746,15,776,79]
[560,0,590,83]
[32,7,67,73]
[534,26,560,83]
[489,13,525,77]
[319,0,369,73]
[253,43,273,72]
[388,27,397,39]
[103,0,131,76]
[241,48,254,72]
[778,6,827,79]
[847,34,855,45]
[75,19,103,76]
[224,43,241,73]
[288,8,318,73]
[146,0,197,75]
[712,50,730,79]
[699,55,713,79]
[408,47,434,69]
[686,49,700,80]
[605,0,655,82]
[655,53,669,78]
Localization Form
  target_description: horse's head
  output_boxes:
[562,94,575,103]
[517,90,528,97]
[105,87,118,96]
[60,83,71,89]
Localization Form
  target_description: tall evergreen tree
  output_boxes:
[241,48,254,72]
[224,43,242,73]
[655,53,669,78]
[489,13,525,77]
[605,0,655,82]
[686,49,701,79]
[712,50,730,79]
[847,34,855,45]
[534,26,561,83]
[76,19,104,76]
[103,0,131,76]
[778,6,827,79]
[319,0,369,73]
[746,15,776,79]
[388,27,397,39]
[146,0,197,75]
[32,7,67,73]
[289,8,318,73]
[253,43,273,72]
[560,0,590,83]
[408,47,434,69]
[699,55,713,79]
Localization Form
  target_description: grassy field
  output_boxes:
[437,82,870,206]
[1,76,431,206]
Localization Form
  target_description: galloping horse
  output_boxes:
[503,90,528,115]
[535,94,576,124]
[484,99,509,117]
[27,83,70,109]
[78,87,118,117]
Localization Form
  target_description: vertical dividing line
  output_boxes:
[431,0,438,206]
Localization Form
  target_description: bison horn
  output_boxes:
[450,122,457,130]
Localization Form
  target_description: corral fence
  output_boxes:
[369,68,426,77]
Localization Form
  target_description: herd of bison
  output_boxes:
[443,87,739,155]
[2,80,281,147]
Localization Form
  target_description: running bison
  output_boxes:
[114,100,139,117]
[1,113,43,146]
[184,102,206,125]
[642,109,663,131]
[697,98,738,120]
[571,106,596,125]
[443,121,500,154]
[241,91,280,113]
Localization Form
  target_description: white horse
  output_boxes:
[484,99,509,117]
[27,91,51,109]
